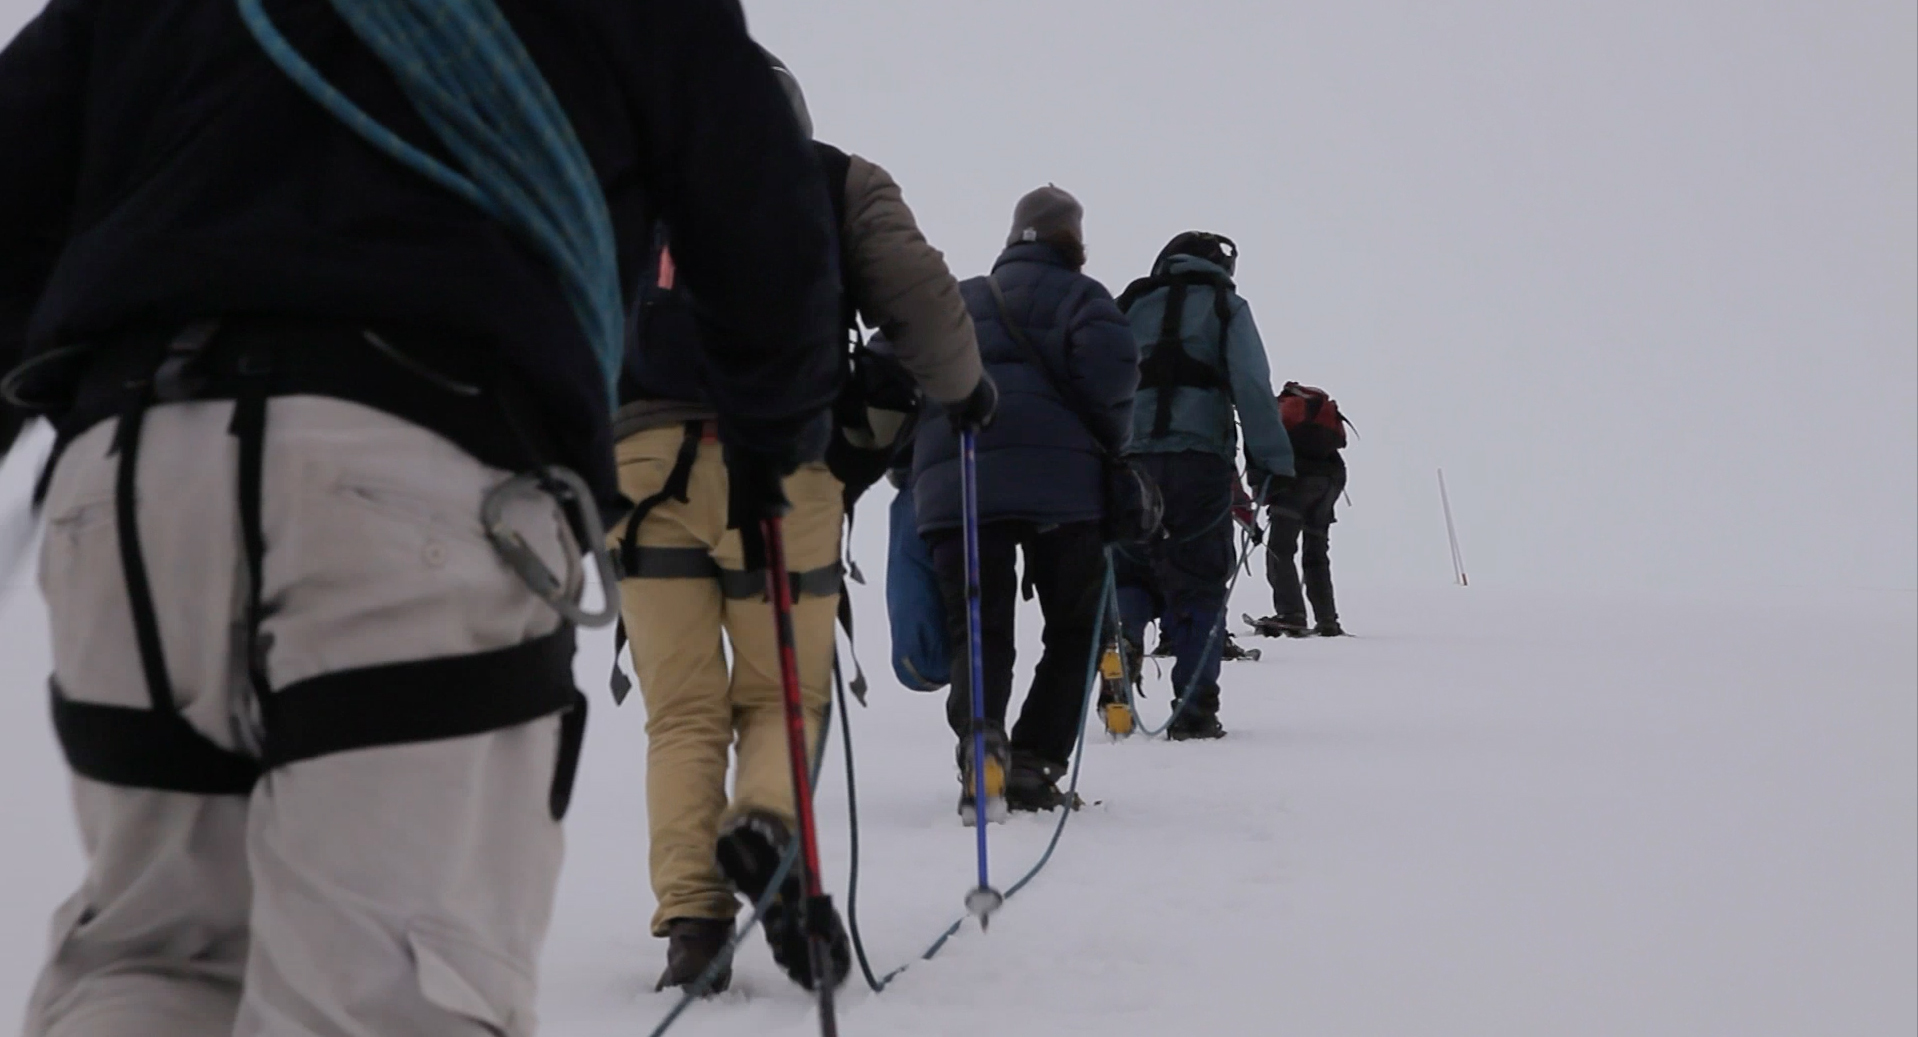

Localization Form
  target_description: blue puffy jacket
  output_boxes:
[912,243,1137,534]
[1123,255,1293,479]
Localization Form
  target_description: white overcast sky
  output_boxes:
[2,0,1914,592]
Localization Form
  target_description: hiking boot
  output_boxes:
[1221,633,1260,661]
[955,724,1010,826]
[1166,708,1227,740]
[715,810,850,992]
[1250,613,1312,638]
[1165,689,1226,741]
[1315,619,1347,637]
[655,917,734,994]
[1006,751,1075,813]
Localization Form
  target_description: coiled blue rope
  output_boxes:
[236,0,624,407]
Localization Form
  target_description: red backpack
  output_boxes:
[1278,382,1348,458]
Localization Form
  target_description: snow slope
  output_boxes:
[2,498,1912,1037]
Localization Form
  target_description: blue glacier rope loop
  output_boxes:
[236,0,624,407]
[843,562,1115,992]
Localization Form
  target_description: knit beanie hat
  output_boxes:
[1006,185,1084,248]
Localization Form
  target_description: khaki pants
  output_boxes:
[25,397,571,1037]
[611,426,840,935]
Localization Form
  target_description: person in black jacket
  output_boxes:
[0,1,839,1033]
[912,186,1138,817]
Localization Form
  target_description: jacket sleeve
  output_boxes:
[842,154,981,405]
[1225,297,1295,477]
[625,0,842,456]
[1064,282,1140,454]
[0,0,92,454]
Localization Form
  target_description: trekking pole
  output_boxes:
[1438,468,1468,586]
[761,516,840,1037]
[959,428,1005,927]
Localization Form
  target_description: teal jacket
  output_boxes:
[1122,255,1293,479]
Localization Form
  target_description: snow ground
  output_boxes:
[1,489,1913,1035]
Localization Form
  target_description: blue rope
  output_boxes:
[236,0,624,407]
[1125,528,1255,740]
[849,562,1116,992]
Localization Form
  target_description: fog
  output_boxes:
[4,0,1914,592]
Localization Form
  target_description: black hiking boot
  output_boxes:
[955,724,1010,826]
[1315,619,1347,637]
[1006,751,1076,813]
[655,918,734,994]
[1221,633,1260,661]
[1166,709,1227,740]
[1165,687,1227,741]
[715,810,851,993]
[1250,613,1312,638]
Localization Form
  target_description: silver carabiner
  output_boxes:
[481,466,620,628]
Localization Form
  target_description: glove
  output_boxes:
[944,372,998,432]
[724,442,794,575]
[1248,468,1296,505]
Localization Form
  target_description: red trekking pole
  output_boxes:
[761,517,840,1036]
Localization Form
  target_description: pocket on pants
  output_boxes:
[408,916,537,1036]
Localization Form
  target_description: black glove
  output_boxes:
[945,372,998,432]
[1248,468,1296,505]
[724,442,794,575]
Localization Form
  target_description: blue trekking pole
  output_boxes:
[959,429,1004,927]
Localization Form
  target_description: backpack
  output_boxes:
[1115,269,1236,439]
[1278,381,1348,458]
[814,143,922,511]
[884,484,950,690]
[624,144,914,513]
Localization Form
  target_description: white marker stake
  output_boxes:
[1438,468,1468,587]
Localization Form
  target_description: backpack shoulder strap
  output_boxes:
[813,142,853,232]
[1210,276,1235,397]
[1115,275,1164,314]
[1148,280,1189,438]
[986,275,1112,457]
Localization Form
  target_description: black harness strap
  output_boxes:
[1124,272,1241,440]
[608,420,703,703]
[1145,281,1189,438]
[62,327,263,795]
[53,323,589,809]
[614,420,704,580]
[262,627,579,769]
[230,349,273,702]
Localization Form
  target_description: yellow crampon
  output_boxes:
[981,754,1006,799]
[1098,642,1136,738]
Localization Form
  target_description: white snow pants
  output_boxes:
[23,397,572,1037]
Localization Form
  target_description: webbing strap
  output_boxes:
[608,545,843,703]
[1148,281,1187,438]
[93,330,260,794]
[230,353,272,701]
[617,544,841,601]
[615,421,702,577]
[1128,273,1239,440]
[112,382,173,716]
